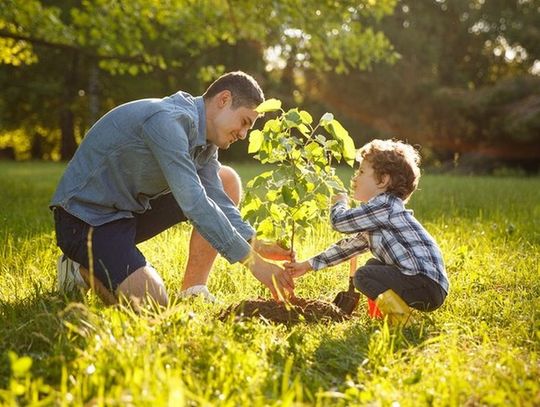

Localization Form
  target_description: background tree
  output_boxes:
[299,0,540,170]
[0,0,397,159]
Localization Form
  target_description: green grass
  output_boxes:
[0,160,539,406]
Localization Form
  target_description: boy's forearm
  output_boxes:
[310,233,370,270]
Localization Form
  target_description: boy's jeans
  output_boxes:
[353,258,446,311]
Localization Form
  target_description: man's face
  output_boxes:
[210,100,258,150]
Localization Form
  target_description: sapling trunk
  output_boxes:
[290,218,295,257]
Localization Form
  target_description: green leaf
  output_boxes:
[11,355,32,378]
[266,189,279,202]
[327,178,346,192]
[284,109,303,129]
[305,141,324,160]
[248,170,273,189]
[269,203,286,220]
[320,112,334,125]
[257,218,275,239]
[298,123,310,136]
[326,139,343,161]
[299,110,313,124]
[315,192,329,207]
[248,129,264,154]
[263,119,281,133]
[326,120,356,166]
[282,185,298,206]
[256,98,282,114]
[284,109,302,126]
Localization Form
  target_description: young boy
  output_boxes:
[285,139,449,323]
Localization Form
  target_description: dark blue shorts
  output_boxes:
[53,193,187,291]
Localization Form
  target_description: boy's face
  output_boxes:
[352,160,389,202]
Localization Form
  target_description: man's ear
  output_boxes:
[216,90,232,108]
[378,174,391,189]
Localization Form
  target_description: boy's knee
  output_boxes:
[353,266,379,298]
[218,165,242,206]
[352,268,366,291]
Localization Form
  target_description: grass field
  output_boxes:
[0,161,539,406]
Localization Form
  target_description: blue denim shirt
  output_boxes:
[50,92,255,263]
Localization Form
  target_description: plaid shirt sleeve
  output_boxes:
[330,196,390,233]
[308,233,370,271]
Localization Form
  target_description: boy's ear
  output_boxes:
[378,174,391,189]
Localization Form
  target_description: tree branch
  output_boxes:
[0,29,156,65]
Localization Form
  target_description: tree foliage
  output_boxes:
[1,0,398,72]
[304,0,540,163]
[1,0,537,165]
[242,100,355,251]
[0,0,397,159]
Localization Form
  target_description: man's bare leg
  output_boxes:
[116,265,168,307]
[78,266,118,305]
[180,165,242,290]
[75,166,240,305]
[79,265,168,307]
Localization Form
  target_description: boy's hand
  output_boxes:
[332,193,349,205]
[252,238,296,261]
[284,260,313,278]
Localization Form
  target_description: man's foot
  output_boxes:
[179,285,216,303]
[57,255,89,293]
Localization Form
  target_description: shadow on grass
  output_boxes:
[0,287,89,388]
[313,321,431,379]
[265,316,434,400]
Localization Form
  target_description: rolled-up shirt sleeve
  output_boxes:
[142,111,250,263]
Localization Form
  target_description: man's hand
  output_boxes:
[284,260,313,279]
[252,238,295,262]
[332,193,349,205]
[246,252,295,300]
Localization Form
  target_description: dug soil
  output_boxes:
[220,297,348,324]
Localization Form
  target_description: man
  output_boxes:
[50,71,294,307]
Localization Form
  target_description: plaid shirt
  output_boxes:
[309,193,449,293]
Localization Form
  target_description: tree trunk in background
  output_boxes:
[30,132,43,159]
[60,51,79,160]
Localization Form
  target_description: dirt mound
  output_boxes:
[220,297,348,324]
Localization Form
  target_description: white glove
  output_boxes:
[179,285,216,303]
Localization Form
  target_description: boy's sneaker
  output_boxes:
[375,289,413,326]
[179,285,217,303]
[57,255,89,293]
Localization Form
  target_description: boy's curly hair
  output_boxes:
[357,139,421,202]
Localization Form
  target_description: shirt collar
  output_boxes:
[372,192,403,207]
[194,96,208,147]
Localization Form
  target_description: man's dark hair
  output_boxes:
[203,71,264,109]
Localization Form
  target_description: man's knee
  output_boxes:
[218,165,242,205]
[116,265,168,307]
